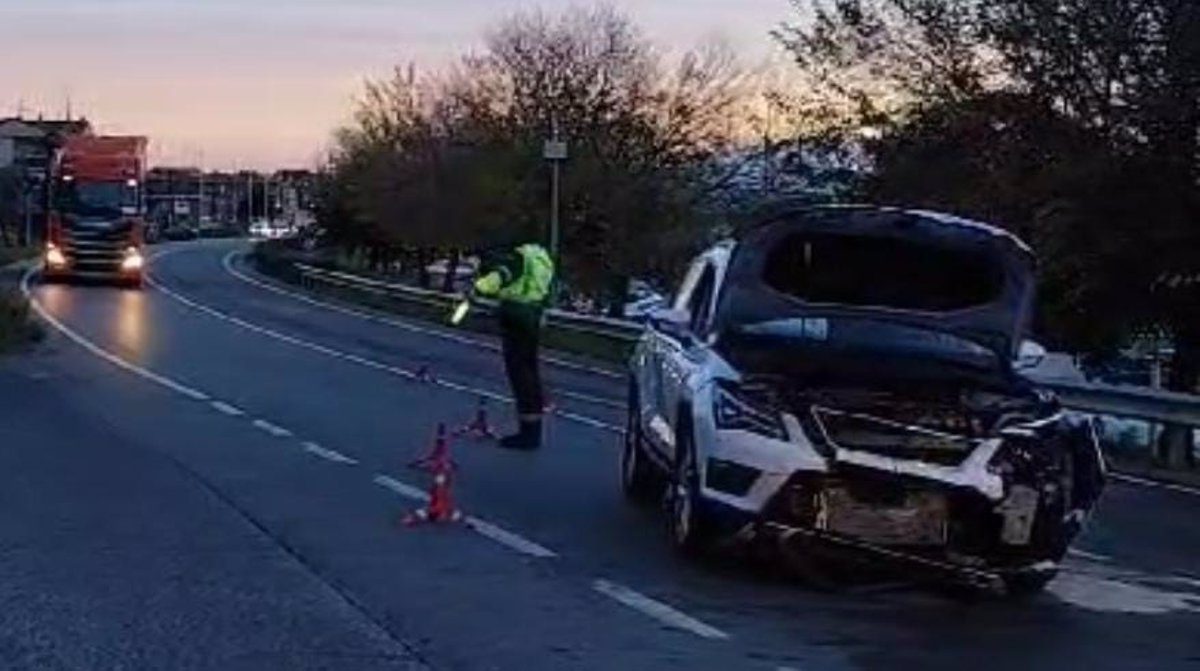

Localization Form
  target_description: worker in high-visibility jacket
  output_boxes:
[473,243,555,450]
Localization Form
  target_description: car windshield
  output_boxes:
[763,232,1005,312]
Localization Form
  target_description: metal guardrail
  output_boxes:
[295,263,644,342]
[291,262,1200,428]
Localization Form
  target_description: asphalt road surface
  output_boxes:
[3,239,1198,670]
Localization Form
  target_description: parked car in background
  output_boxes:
[624,279,668,321]
[622,205,1106,596]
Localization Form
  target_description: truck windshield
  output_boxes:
[61,182,133,217]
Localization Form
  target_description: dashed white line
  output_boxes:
[463,517,558,558]
[373,474,557,558]
[252,419,294,438]
[303,442,359,465]
[592,579,730,641]
[1110,472,1200,497]
[210,400,246,417]
[372,474,430,502]
[150,271,623,434]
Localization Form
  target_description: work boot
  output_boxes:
[499,419,542,451]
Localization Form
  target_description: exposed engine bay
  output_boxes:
[744,375,1106,590]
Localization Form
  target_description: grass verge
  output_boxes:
[0,288,42,354]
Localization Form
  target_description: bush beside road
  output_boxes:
[0,249,42,353]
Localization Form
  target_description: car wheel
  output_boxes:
[668,415,715,556]
[621,383,664,504]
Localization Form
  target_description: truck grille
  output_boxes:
[61,225,130,272]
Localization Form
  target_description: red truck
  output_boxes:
[43,135,148,287]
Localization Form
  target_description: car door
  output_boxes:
[658,262,717,463]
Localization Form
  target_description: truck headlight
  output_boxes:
[713,381,788,440]
[121,247,144,271]
[45,244,67,268]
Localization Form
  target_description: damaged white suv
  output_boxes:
[621,205,1105,595]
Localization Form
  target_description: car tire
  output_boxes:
[668,413,715,556]
[621,383,665,504]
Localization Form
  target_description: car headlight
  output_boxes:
[45,244,66,267]
[713,381,788,440]
[121,247,144,271]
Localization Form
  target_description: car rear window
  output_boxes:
[762,232,1004,312]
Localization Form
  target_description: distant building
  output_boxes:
[0,116,92,242]
[145,167,314,232]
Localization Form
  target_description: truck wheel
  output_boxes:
[668,416,715,556]
[621,383,664,504]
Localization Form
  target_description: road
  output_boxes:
[3,239,1198,670]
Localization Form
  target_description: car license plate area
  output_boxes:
[816,487,948,546]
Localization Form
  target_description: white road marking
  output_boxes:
[373,474,430,502]
[1067,548,1112,563]
[463,517,558,558]
[223,250,623,380]
[20,269,210,402]
[150,270,623,434]
[592,579,730,641]
[210,401,245,417]
[303,442,359,465]
[252,419,293,438]
[1110,472,1200,497]
[372,474,557,558]
[1050,569,1200,614]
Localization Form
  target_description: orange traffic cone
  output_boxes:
[404,424,463,526]
[455,398,498,439]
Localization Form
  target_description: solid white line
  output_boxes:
[463,516,558,558]
[223,250,624,380]
[210,401,246,417]
[150,270,624,434]
[20,268,210,402]
[252,419,293,438]
[303,442,359,465]
[592,579,729,641]
[1110,472,1200,497]
[372,474,430,502]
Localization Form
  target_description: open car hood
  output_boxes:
[713,206,1037,362]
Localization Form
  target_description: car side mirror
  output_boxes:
[650,307,693,342]
[1014,340,1048,370]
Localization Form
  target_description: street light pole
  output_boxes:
[543,112,568,280]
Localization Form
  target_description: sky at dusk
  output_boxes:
[0,0,792,170]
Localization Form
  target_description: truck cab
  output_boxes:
[43,135,148,287]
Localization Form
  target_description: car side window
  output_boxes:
[687,266,716,335]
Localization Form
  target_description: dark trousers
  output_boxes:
[499,304,544,418]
